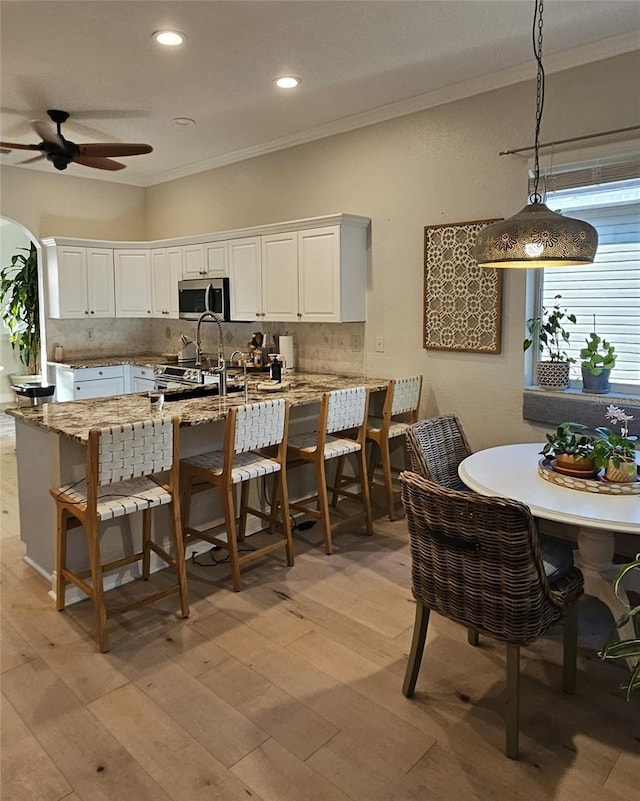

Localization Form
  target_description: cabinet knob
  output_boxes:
[98,371,103,375]
[76,386,81,391]
[90,310,94,314]
[84,310,89,315]
[147,310,151,314]
[297,312,302,318]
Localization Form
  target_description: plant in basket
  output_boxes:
[592,406,638,483]
[541,421,595,474]
[523,295,577,391]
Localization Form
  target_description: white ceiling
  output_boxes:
[1,1,638,187]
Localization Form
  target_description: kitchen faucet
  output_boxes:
[195,311,227,396]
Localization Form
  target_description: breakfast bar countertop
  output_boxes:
[7,373,388,444]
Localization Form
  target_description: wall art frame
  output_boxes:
[423,218,503,354]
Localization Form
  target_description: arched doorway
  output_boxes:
[0,217,44,402]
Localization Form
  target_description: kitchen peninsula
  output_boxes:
[8,372,388,600]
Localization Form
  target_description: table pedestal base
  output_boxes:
[574,527,638,669]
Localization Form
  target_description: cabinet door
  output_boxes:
[261,233,299,322]
[74,377,125,399]
[297,227,341,322]
[114,249,152,318]
[86,248,115,318]
[151,248,181,318]
[182,244,206,278]
[56,246,89,318]
[228,237,262,321]
[205,241,228,276]
[132,376,156,392]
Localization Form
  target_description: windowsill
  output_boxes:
[523,386,640,431]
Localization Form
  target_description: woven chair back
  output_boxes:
[96,418,174,485]
[326,387,367,434]
[405,415,471,488]
[400,470,560,645]
[233,398,286,453]
[390,376,422,416]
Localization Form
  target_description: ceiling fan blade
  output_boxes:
[18,154,46,165]
[31,120,64,147]
[77,143,152,158]
[73,155,126,171]
[0,141,40,151]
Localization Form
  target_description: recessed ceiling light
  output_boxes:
[172,117,196,127]
[152,30,186,46]
[274,76,300,89]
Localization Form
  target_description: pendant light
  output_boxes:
[473,0,598,269]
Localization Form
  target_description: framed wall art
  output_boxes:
[423,218,503,354]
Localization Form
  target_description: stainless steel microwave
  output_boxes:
[178,278,231,321]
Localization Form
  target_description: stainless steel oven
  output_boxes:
[178,278,231,321]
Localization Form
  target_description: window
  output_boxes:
[534,172,640,394]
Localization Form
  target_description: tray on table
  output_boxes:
[538,458,640,495]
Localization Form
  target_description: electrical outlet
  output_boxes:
[375,336,384,352]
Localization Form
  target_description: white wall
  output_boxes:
[146,52,640,450]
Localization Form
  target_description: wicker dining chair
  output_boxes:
[400,470,584,760]
[404,415,472,491]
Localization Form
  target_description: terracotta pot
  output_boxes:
[555,453,595,472]
[604,460,637,483]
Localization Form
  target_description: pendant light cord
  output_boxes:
[531,0,545,203]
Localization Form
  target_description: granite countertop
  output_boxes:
[8,373,388,444]
[48,354,166,369]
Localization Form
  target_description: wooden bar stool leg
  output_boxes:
[505,644,521,759]
[238,481,250,542]
[332,455,346,508]
[170,501,190,619]
[142,508,152,579]
[379,437,395,520]
[278,470,294,566]
[316,458,333,555]
[180,474,195,551]
[55,506,68,611]
[86,520,109,653]
[222,485,242,591]
[358,447,373,535]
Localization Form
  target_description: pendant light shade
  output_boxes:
[474,0,598,269]
[474,202,598,268]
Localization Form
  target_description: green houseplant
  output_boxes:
[524,294,577,390]
[599,554,640,699]
[0,242,40,375]
[592,406,638,483]
[580,315,616,394]
[541,421,595,472]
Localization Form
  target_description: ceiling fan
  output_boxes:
[0,109,153,171]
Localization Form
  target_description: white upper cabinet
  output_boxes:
[46,244,115,319]
[151,247,182,317]
[182,244,206,278]
[228,237,262,320]
[205,241,229,276]
[114,249,152,318]
[261,232,299,322]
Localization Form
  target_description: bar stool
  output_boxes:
[286,387,372,555]
[366,375,423,520]
[180,399,293,591]
[50,417,189,653]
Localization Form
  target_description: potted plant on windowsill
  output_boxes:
[541,421,596,475]
[580,316,616,395]
[0,241,41,383]
[523,294,576,391]
[592,406,638,483]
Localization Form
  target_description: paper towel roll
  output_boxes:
[278,335,296,371]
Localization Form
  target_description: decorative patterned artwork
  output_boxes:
[423,219,503,353]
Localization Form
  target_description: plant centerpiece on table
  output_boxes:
[592,405,638,484]
[523,294,576,391]
[580,315,616,395]
[0,241,40,376]
[541,421,596,474]
[599,554,640,699]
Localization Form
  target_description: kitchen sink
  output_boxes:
[163,383,245,402]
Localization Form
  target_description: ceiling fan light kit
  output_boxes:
[473,0,598,269]
[0,109,153,172]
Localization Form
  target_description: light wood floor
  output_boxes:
[1,414,638,801]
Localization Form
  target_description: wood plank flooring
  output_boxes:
[1,410,639,800]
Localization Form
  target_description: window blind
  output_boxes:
[542,193,640,388]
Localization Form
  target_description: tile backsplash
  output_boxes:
[45,317,365,375]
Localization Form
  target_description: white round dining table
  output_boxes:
[459,443,640,646]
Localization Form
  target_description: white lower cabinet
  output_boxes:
[114,249,152,318]
[54,365,126,402]
[130,365,156,392]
